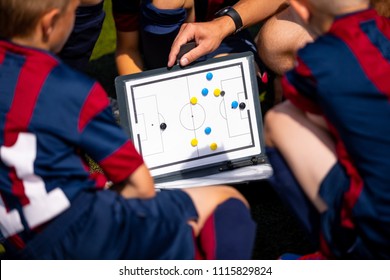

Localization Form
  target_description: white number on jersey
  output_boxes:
[0,132,70,238]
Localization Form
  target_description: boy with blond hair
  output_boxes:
[0,0,256,259]
[264,0,390,259]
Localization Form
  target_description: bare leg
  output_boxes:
[256,6,314,75]
[152,0,195,22]
[80,0,103,5]
[264,101,337,212]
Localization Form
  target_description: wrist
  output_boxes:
[215,6,244,35]
[214,16,236,38]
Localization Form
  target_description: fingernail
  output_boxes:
[181,57,189,66]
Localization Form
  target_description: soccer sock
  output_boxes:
[266,147,320,245]
[197,198,256,260]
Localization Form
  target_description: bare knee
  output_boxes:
[256,7,313,75]
[152,0,193,10]
[264,101,300,146]
[151,0,194,21]
[184,185,248,208]
[183,185,249,235]
[216,186,248,207]
[80,0,103,6]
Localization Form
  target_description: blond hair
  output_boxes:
[371,0,390,17]
[0,0,69,39]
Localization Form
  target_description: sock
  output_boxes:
[266,147,320,245]
[197,198,256,260]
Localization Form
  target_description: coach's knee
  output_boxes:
[256,7,313,75]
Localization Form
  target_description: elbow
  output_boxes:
[139,187,156,199]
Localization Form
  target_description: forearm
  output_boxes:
[233,0,289,31]
[115,51,143,75]
[115,31,144,75]
[167,0,289,67]
[111,164,156,199]
[206,0,288,40]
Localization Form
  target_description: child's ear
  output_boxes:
[289,0,310,24]
[40,9,61,42]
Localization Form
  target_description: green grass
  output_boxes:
[87,0,116,172]
[90,0,116,61]
[86,0,118,99]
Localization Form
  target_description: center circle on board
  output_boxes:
[180,103,206,130]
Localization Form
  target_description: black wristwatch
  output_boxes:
[215,6,243,34]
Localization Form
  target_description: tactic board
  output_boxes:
[115,52,267,183]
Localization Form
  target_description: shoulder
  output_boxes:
[299,34,346,59]
[53,62,100,96]
[297,34,352,75]
[42,60,108,111]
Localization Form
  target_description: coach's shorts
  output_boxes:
[139,1,263,71]
[12,189,198,260]
[140,1,187,69]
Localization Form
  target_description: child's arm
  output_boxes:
[115,30,144,75]
[77,83,154,198]
[110,164,156,198]
[112,0,143,75]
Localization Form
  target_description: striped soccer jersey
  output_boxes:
[282,9,390,258]
[0,40,143,247]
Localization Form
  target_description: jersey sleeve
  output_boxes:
[112,0,140,32]
[78,83,144,183]
[282,56,322,115]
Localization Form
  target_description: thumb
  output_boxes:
[179,47,205,67]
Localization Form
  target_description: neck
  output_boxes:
[11,27,50,51]
[333,3,370,16]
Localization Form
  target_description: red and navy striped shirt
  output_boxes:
[283,9,390,258]
[0,40,143,248]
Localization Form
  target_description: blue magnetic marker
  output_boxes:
[231,101,239,109]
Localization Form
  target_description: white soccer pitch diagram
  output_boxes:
[124,59,262,177]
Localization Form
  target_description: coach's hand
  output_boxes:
[167,17,235,67]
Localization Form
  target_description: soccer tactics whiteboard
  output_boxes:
[115,52,266,182]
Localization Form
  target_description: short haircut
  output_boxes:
[371,0,390,17]
[0,0,69,39]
